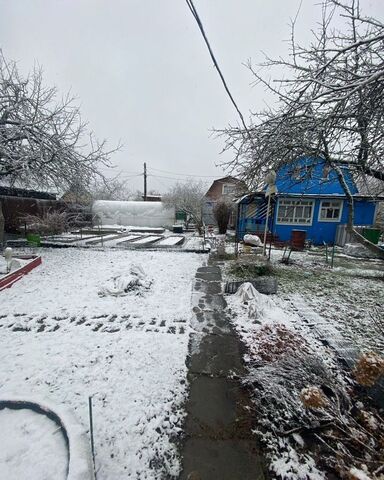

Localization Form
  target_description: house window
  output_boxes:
[222,184,236,195]
[319,199,343,222]
[277,198,314,225]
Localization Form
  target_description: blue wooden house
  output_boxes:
[236,157,379,245]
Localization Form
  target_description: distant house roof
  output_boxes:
[0,186,56,200]
[204,176,247,200]
[141,194,162,202]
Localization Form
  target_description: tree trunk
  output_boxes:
[333,164,384,259]
[0,201,4,247]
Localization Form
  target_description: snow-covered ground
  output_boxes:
[0,248,204,479]
[224,247,384,479]
[0,407,68,480]
[270,248,384,353]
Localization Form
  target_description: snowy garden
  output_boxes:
[0,248,204,479]
[223,246,384,479]
[1,0,384,478]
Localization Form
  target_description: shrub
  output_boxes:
[213,202,232,234]
[23,210,70,235]
[354,351,384,387]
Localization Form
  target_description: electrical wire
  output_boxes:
[120,173,143,178]
[185,0,253,141]
[148,166,221,178]
[148,173,211,183]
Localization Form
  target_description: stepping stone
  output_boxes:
[181,439,266,480]
[188,333,245,376]
[185,375,248,436]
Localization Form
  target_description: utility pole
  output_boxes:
[143,162,147,201]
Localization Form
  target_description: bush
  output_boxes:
[229,262,273,278]
[23,210,70,235]
[213,202,232,234]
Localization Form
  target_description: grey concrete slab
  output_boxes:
[195,272,222,282]
[180,439,266,480]
[197,266,221,275]
[191,312,231,335]
[180,261,268,480]
[202,294,227,310]
[194,280,222,295]
[185,375,253,438]
[188,333,245,376]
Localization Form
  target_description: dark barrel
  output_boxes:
[291,229,306,250]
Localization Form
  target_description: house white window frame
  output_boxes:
[222,183,236,195]
[318,199,343,222]
[276,198,315,226]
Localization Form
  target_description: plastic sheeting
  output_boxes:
[92,201,175,228]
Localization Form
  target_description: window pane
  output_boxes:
[278,199,313,224]
[304,206,312,218]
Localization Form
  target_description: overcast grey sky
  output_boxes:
[1,0,383,193]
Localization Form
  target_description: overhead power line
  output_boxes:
[148,166,220,178]
[120,173,142,178]
[185,0,252,141]
[149,173,211,183]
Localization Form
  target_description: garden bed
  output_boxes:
[0,255,42,291]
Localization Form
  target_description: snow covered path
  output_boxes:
[0,249,204,479]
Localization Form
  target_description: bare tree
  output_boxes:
[163,180,206,233]
[89,176,133,201]
[219,0,384,256]
[214,201,232,234]
[0,52,118,191]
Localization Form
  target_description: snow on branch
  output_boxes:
[0,52,119,191]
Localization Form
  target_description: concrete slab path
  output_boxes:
[180,265,267,480]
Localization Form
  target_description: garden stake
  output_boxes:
[88,396,97,479]
[331,244,336,268]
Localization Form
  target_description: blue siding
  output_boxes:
[274,157,358,195]
[237,157,377,245]
[273,198,376,244]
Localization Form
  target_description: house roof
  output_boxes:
[0,185,56,200]
[237,191,384,203]
[211,176,243,183]
[204,176,247,199]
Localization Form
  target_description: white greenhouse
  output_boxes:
[92,200,175,228]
